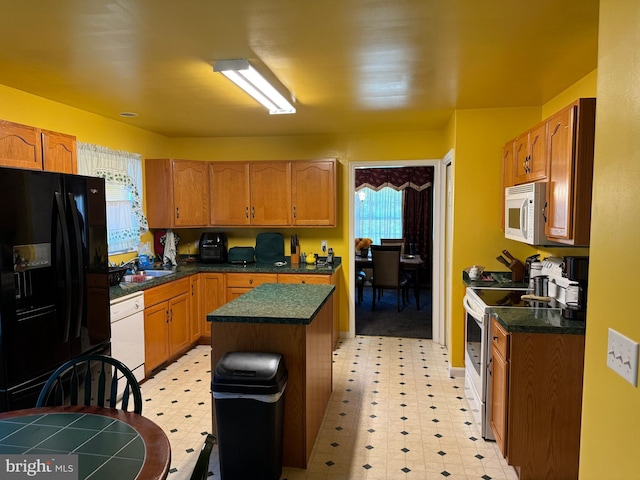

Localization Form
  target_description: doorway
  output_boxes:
[348,158,447,342]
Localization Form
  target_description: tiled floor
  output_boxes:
[140,338,518,479]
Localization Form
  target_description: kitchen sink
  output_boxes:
[121,270,176,284]
[142,269,175,277]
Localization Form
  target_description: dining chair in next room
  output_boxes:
[371,245,409,312]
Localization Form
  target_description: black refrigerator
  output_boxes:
[0,167,111,411]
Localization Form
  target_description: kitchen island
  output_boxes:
[207,282,335,469]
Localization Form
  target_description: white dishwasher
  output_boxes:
[110,291,145,397]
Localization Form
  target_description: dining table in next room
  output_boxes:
[355,253,425,309]
[0,405,171,480]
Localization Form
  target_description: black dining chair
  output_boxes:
[36,353,143,414]
[380,238,406,255]
[371,245,409,312]
[189,434,217,480]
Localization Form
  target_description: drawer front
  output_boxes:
[278,274,331,285]
[226,273,277,288]
[144,277,190,307]
[491,317,509,359]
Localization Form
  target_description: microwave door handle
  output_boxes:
[521,200,528,238]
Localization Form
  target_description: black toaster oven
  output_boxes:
[199,232,227,263]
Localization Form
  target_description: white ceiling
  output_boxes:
[0,0,599,138]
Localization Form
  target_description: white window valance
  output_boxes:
[77,143,148,254]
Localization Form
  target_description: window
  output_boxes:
[354,187,402,244]
[77,143,148,254]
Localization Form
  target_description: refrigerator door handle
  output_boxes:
[67,193,85,339]
[53,192,72,343]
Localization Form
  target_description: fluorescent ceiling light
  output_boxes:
[214,59,296,115]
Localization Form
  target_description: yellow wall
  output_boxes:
[0,84,169,156]
[449,107,542,366]
[579,1,640,477]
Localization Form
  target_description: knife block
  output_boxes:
[291,246,300,264]
[509,260,525,282]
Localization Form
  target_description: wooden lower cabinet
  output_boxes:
[200,273,225,343]
[144,278,191,376]
[489,319,509,456]
[278,272,340,349]
[226,273,277,302]
[141,268,342,360]
[189,275,201,344]
[489,317,585,480]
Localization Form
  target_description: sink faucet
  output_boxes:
[120,257,139,273]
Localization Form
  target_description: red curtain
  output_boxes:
[355,166,432,191]
[402,187,433,283]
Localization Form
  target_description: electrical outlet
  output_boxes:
[321,240,327,253]
[607,328,639,386]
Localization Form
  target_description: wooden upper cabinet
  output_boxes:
[545,98,596,245]
[291,159,336,226]
[0,120,43,170]
[250,161,291,226]
[145,159,210,228]
[173,160,210,227]
[41,129,77,174]
[514,121,547,185]
[501,141,515,230]
[209,162,251,226]
[0,120,77,173]
[152,158,336,228]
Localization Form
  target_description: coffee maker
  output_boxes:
[561,256,589,320]
[199,232,227,263]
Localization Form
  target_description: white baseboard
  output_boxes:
[449,366,465,378]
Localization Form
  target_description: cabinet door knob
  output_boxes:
[493,336,498,341]
[251,206,255,218]
[249,279,253,285]
[176,207,180,219]
[245,206,249,218]
[293,205,297,218]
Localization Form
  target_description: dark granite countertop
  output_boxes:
[109,257,342,300]
[491,306,586,335]
[206,283,335,325]
[462,270,528,289]
[463,270,583,335]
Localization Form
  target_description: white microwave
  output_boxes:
[505,182,553,245]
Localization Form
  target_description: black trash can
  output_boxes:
[213,351,287,480]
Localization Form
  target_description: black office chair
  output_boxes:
[189,434,217,480]
[36,353,143,414]
[371,245,409,312]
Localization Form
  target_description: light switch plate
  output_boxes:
[607,328,639,387]
[321,240,327,253]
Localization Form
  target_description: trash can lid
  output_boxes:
[212,351,287,395]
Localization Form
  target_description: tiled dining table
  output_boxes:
[0,405,171,480]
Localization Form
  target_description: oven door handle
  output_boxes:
[463,294,485,324]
